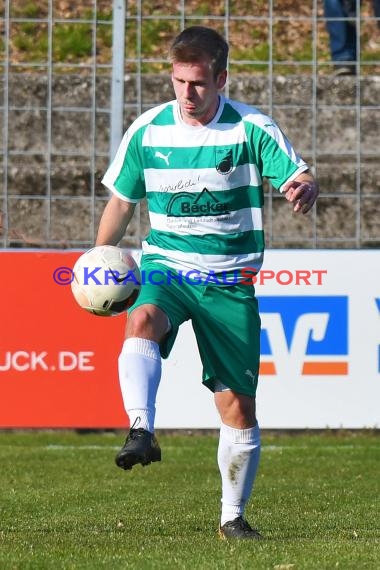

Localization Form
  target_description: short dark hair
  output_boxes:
[169,26,229,78]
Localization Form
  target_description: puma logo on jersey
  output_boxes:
[155,150,172,166]
[245,369,255,381]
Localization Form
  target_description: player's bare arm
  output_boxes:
[96,195,136,246]
[283,171,319,214]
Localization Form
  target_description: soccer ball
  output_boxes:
[71,245,141,316]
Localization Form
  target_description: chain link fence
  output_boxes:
[0,0,379,249]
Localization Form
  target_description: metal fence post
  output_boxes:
[110,0,126,162]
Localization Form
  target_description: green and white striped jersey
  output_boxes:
[102,95,308,276]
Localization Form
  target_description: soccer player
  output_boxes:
[96,26,318,540]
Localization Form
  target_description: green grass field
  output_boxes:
[0,430,379,569]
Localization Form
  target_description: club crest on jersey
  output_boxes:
[215,148,233,175]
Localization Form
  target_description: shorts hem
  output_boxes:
[203,376,257,398]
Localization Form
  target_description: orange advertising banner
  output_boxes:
[0,250,129,428]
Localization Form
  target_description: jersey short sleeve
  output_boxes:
[101,127,145,202]
[239,108,308,192]
[102,103,173,202]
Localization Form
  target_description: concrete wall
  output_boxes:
[1,73,379,248]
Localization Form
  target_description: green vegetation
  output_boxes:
[11,23,49,63]
[53,23,94,63]
[0,431,379,568]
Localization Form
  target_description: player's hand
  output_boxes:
[283,178,319,214]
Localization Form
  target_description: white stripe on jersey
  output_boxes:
[142,119,247,148]
[142,242,264,275]
[149,206,263,235]
[144,163,262,193]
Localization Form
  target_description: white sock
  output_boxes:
[118,337,161,433]
[217,422,261,526]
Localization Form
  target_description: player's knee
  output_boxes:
[233,395,256,427]
[216,391,256,428]
[126,306,167,341]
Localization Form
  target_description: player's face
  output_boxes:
[172,60,227,126]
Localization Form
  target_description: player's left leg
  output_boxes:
[214,387,262,540]
[192,282,262,539]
